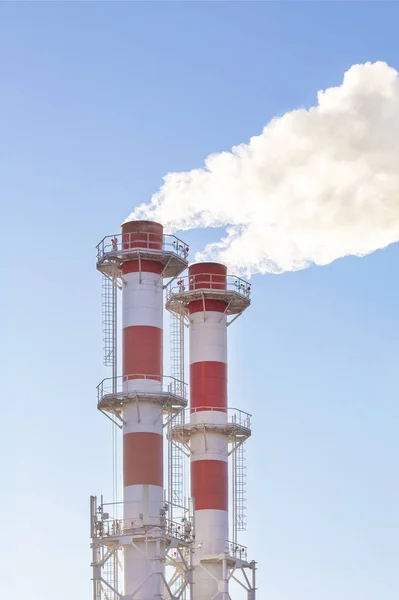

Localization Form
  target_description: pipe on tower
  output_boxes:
[187,262,229,600]
[121,220,165,598]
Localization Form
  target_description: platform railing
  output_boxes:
[165,273,251,302]
[93,515,194,542]
[175,406,251,430]
[97,374,188,404]
[194,540,249,561]
[228,541,248,561]
[96,232,189,261]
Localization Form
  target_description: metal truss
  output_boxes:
[195,557,257,600]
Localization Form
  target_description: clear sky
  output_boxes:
[1,2,398,599]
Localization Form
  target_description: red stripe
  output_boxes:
[122,236,162,251]
[188,262,227,291]
[189,263,227,277]
[122,260,163,275]
[190,361,227,411]
[124,433,163,486]
[121,221,163,251]
[123,326,162,378]
[191,460,228,510]
[122,221,163,236]
[188,299,227,314]
[188,273,226,291]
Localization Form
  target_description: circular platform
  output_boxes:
[171,420,251,445]
[97,248,188,279]
[166,288,250,316]
[98,389,187,415]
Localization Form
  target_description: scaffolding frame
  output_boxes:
[90,495,194,600]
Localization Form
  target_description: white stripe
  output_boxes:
[193,509,228,557]
[190,409,227,426]
[190,311,227,364]
[190,431,228,462]
[123,402,163,434]
[192,510,229,598]
[123,484,163,523]
[125,545,164,597]
[123,378,162,395]
[122,271,163,329]
[123,483,165,597]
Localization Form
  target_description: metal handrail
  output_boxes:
[94,516,193,542]
[95,515,247,559]
[194,539,249,560]
[97,373,188,403]
[177,406,252,430]
[96,232,189,261]
[165,273,251,301]
[228,541,248,561]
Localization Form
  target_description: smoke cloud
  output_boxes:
[127,62,399,276]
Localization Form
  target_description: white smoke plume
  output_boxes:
[127,62,399,276]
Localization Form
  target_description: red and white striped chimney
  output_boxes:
[121,220,165,598]
[187,262,230,599]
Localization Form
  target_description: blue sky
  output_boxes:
[1,2,398,599]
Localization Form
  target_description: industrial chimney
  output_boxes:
[90,220,256,599]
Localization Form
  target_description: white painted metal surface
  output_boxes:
[122,401,163,435]
[123,484,164,524]
[122,271,163,329]
[190,311,228,364]
[190,432,229,462]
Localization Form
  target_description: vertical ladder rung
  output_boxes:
[169,313,185,517]
[102,274,117,369]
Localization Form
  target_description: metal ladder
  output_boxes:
[102,274,117,373]
[232,441,247,545]
[102,547,118,600]
[100,274,119,600]
[101,273,119,505]
[168,313,185,519]
[170,311,185,395]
